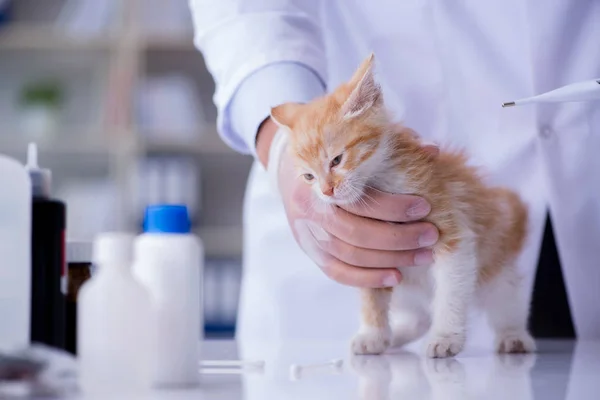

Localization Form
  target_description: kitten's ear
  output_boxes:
[270,102,303,133]
[340,53,382,119]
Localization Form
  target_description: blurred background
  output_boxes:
[0,0,251,338]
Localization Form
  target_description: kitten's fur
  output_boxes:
[271,54,535,358]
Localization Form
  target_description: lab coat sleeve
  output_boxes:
[189,0,328,156]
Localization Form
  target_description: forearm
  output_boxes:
[189,0,327,155]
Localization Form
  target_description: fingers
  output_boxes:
[318,234,434,268]
[421,143,440,158]
[294,218,403,288]
[321,257,403,288]
[323,207,439,251]
[339,189,431,222]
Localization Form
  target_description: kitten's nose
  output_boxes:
[321,185,334,197]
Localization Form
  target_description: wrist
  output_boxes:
[256,117,279,168]
[266,126,288,196]
[228,62,325,157]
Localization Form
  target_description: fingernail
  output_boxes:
[406,199,431,218]
[414,250,434,266]
[418,228,438,247]
[382,274,400,287]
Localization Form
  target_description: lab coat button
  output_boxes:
[540,127,553,138]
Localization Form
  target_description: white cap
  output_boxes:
[92,232,135,269]
[25,143,52,198]
[67,241,92,264]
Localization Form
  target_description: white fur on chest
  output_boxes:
[397,265,434,286]
[393,266,434,306]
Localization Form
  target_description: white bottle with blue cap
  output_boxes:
[132,204,203,387]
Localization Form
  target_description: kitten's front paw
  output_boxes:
[426,333,465,358]
[351,329,391,355]
[496,332,536,354]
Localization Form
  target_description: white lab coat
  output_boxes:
[191,0,600,345]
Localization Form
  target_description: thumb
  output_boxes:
[421,143,440,158]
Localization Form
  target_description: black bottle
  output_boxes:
[26,144,67,350]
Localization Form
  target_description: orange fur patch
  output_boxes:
[361,288,393,328]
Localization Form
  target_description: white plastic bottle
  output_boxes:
[132,204,203,387]
[0,155,31,352]
[77,233,154,396]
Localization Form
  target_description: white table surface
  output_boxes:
[23,339,600,399]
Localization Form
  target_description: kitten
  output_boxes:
[270,54,535,358]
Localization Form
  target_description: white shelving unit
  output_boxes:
[139,124,235,155]
[0,0,252,258]
[0,24,117,50]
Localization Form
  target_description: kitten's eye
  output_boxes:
[330,154,343,167]
[303,173,315,181]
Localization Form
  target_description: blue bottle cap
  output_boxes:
[143,204,191,234]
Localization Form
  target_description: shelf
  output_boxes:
[197,226,243,258]
[142,33,196,51]
[0,25,199,52]
[139,126,242,156]
[0,25,116,51]
[0,128,247,157]
[0,134,122,156]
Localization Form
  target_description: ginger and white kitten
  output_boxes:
[270,54,535,358]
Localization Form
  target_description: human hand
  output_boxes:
[266,126,439,288]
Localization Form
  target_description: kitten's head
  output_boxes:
[271,54,390,205]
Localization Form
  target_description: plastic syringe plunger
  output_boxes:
[26,143,52,198]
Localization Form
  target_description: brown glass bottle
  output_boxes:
[65,242,93,355]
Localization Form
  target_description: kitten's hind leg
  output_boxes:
[483,266,536,354]
[390,287,431,348]
[352,288,393,355]
[391,310,430,348]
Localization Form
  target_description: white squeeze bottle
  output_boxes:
[133,204,203,387]
[0,155,31,352]
[77,233,154,396]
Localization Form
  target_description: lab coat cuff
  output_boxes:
[227,62,326,157]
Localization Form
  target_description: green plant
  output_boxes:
[19,80,64,109]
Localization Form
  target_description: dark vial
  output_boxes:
[26,144,67,350]
[30,198,67,349]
